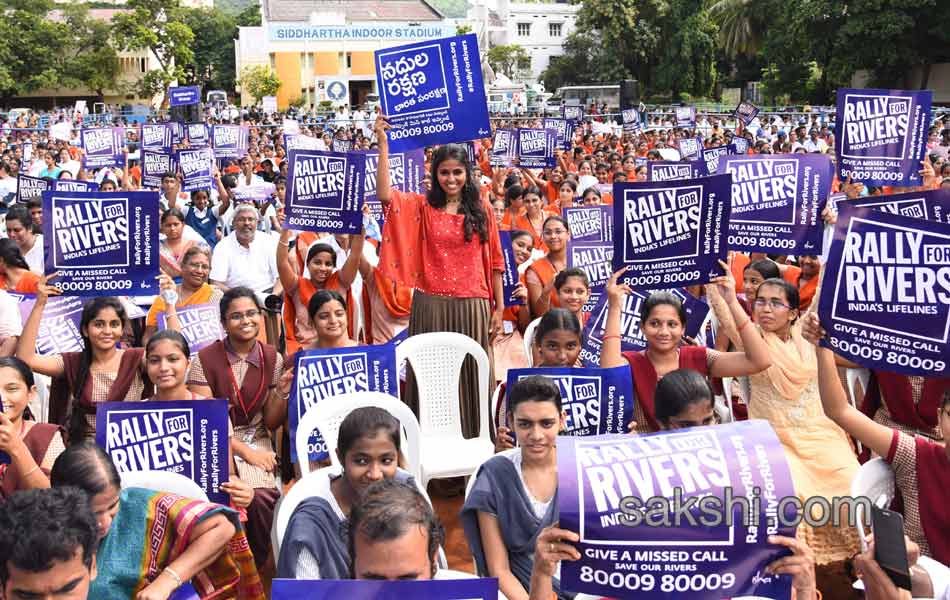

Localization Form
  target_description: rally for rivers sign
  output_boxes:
[819,204,950,377]
[557,420,797,599]
[286,149,365,234]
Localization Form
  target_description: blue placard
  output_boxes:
[169,86,201,107]
[185,123,210,147]
[734,100,760,125]
[567,240,612,313]
[701,145,730,175]
[677,136,703,160]
[563,205,612,243]
[375,33,491,152]
[731,136,750,155]
[675,105,696,128]
[81,127,125,169]
[622,108,642,135]
[16,174,49,203]
[543,117,575,150]
[647,160,707,182]
[167,583,199,600]
[289,345,399,462]
[507,366,634,435]
[286,149,366,234]
[363,149,426,225]
[176,148,214,192]
[557,421,797,600]
[612,175,730,289]
[332,138,354,153]
[43,190,159,296]
[498,231,524,307]
[490,129,516,167]
[516,128,557,169]
[51,180,99,194]
[284,133,322,152]
[95,399,230,504]
[140,123,173,153]
[834,88,932,187]
[841,187,950,224]
[212,125,249,159]
[818,204,950,376]
[142,151,177,188]
[272,579,499,600]
[12,294,85,355]
[157,303,223,356]
[563,105,584,121]
[718,154,832,254]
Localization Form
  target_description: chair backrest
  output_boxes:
[297,391,421,480]
[523,317,542,367]
[272,465,337,556]
[119,470,209,501]
[396,332,491,439]
[850,457,896,550]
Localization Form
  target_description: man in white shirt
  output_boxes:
[5,206,43,273]
[803,129,829,153]
[235,156,265,189]
[210,204,279,294]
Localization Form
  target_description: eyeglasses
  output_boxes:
[227,309,260,322]
[753,298,793,311]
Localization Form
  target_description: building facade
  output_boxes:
[236,0,456,109]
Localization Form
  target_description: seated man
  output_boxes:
[0,487,99,600]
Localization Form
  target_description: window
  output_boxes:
[517,22,531,36]
[549,22,562,37]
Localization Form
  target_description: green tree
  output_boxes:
[238,65,280,104]
[0,0,70,101]
[456,24,473,35]
[112,0,195,98]
[58,3,122,99]
[486,44,530,77]
[541,32,612,90]
[182,8,237,92]
[708,0,766,58]
[235,3,261,27]
[654,0,718,99]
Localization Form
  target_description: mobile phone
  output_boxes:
[870,505,912,591]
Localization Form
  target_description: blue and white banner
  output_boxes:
[718,154,832,254]
[157,303,223,356]
[332,139,354,153]
[563,205,613,243]
[284,134,322,152]
[675,106,696,128]
[734,100,760,126]
[568,240,613,312]
[141,151,176,188]
[612,175,731,289]
[12,294,84,355]
[375,33,491,152]
[648,161,707,182]
[543,117,575,150]
[185,123,210,147]
[81,127,125,169]
[52,180,99,194]
[516,128,557,169]
[557,420,797,600]
[563,105,585,121]
[507,366,634,436]
[272,579,499,600]
[622,108,642,135]
[677,136,703,161]
[212,125,248,159]
[499,231,524,308]
[730,136,749,155]
[701,146,730,175]
[818,204,950,377]
[177,148,214,192]
[841,188,950,224]
[490,129,516,167]
[363,149,425,224]
[233,182,276,206]
[289,345,399,462]
[16,175,49,203]
[140,124,173,153]
[43,191,159,295]
[286,150,365,234]
[96,399,230,504]
[834,88,932,187]
[169,86,201,107]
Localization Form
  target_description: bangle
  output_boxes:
[163,566,183,588]
[20,465,39,478]
[602,334,621,341]
[737,319,751,332]
[278,240,290,247]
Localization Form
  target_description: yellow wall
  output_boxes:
[350,52,375,76]
[273,52,301,109]
[314,52,339,76]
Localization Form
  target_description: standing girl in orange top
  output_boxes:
[525,216,570,318]
[374,115,505,438]
[499,184,525,231]
[0,239,39,293]
[512,186,553,251]
[278,225,363,356]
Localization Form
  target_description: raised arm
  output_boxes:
[276,226,300,295]
[802,313,894,458]
[15,277,66,377]
[600,267,631,369]
[704,261,772,377]
[337,233,364,288]
[373,115,393,211]
[214,170,230,217]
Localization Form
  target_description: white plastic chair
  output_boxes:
[850,457,896,551]
[119,470,209,501]
[297,391,421,481]
[396,332,495,489]
[490,383,506,433]
[522,317,542,367]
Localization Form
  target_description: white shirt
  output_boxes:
[23,235,43,274]
[209,232,279,293]
[0,290,22,337]
[0,176,17,200]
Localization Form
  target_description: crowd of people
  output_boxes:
[0,96,948,600]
